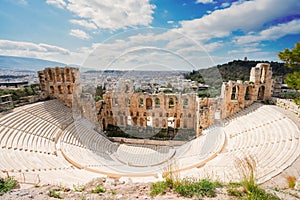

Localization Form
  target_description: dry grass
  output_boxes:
[286,175,297,189]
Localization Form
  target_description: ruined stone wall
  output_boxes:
[221,63,273,118]
[97,92,198,131]
[38,63,274,138]
[38,67,79,107]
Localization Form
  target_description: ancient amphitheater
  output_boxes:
[0,64,300,189]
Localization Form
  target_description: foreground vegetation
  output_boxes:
[0,177,18,195]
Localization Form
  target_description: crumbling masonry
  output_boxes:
[38,63,273,137]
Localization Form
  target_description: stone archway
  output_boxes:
[146,98,152,110]
[258,86,265,100]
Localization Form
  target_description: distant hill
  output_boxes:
[0,55,66,71]
[185,60,294,83]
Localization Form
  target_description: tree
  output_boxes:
[278,42,300,90]
[278,42,300,70]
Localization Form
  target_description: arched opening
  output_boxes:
[245,86,250,100]
[155,118,159,127]
[162,119,166,128]
[125,98,130,107]
[66,68,71,82]
[155,98,160,108]
[132,117,138,126]
[169,98,175,108]
[258,86,265,100]
[102,118,106,131]
[57,85,62,94]
[125,84,129,93]
[48,70,53,81]
[140,118,145,127]
[146,98,152,109]
[49,86,54,94]
[176,119,180,128]
[183,119,187,128]
[139,98,144,108]
[67,85,72,94]
[183,98,188,108]
[231,86,238,100]
[260,65,268,83]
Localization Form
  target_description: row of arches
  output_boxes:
[109,115,191,129]
[49,85,73,95]
[120,97,190,109]
[230,85,265,101]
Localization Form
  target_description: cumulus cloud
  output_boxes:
[70,19,97,30]
[0,40,70,55]
[178,0,300,42]
[195,0,214,4]
[46,0,66,9]
[69,29,91,40]
[234,19,300,44]
[65,0,155,30]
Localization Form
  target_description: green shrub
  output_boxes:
[48,189,62,199]
[0,177,18,195]
[150,181,169,196]
[286,176,297,189]
[174,178,220,198]
[73,184,86,192]
[91,184,106,193]
[246,186,279,200]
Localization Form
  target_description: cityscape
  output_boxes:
[0,0,300,199]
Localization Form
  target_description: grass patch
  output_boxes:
[150,178,221,198]
[73,184,86,192]
[233,156,280,200]
[48,189,62,199]
[91,184,106,193]
[286,176,297,189]
[150,181,169,196]
[0,177,18,195]
[175,178,221,198]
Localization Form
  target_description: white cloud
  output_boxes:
[220,2,230,8]
[178,0,300,42]
[0,40,70,55]
[0,39,89,64]
[234,19,300,44]
[65,0,155,30]
[70,19,97,30]
[167,20,174,24]
[69,29,91,40]
[18,0,28,5]
[195,0,214,4]
[46,0,66,9]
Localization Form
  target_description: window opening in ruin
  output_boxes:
[258,86,265,100]
[155,98,160,108]
[183,98,188,108]
[176,119,180,128]
[146,98,152,109]
[67,85,72,94]
[50,86,54,94]
[169,98,174,108]
[58,85,63,94]
[139,98,144,107]
[125,98,130,106]
[245,86,250,100]
[231,86,238,100]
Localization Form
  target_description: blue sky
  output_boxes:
[0,0,300,70]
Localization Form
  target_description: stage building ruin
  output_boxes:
[38,63,273,138]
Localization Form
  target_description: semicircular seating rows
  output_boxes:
[183,103,300,184]
[0,100,299,187]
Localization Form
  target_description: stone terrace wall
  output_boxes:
[270,97,300,118]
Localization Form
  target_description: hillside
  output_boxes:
[185,60,294,83]
[0,55,66,71]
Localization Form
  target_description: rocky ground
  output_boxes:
[1,177,300,200]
